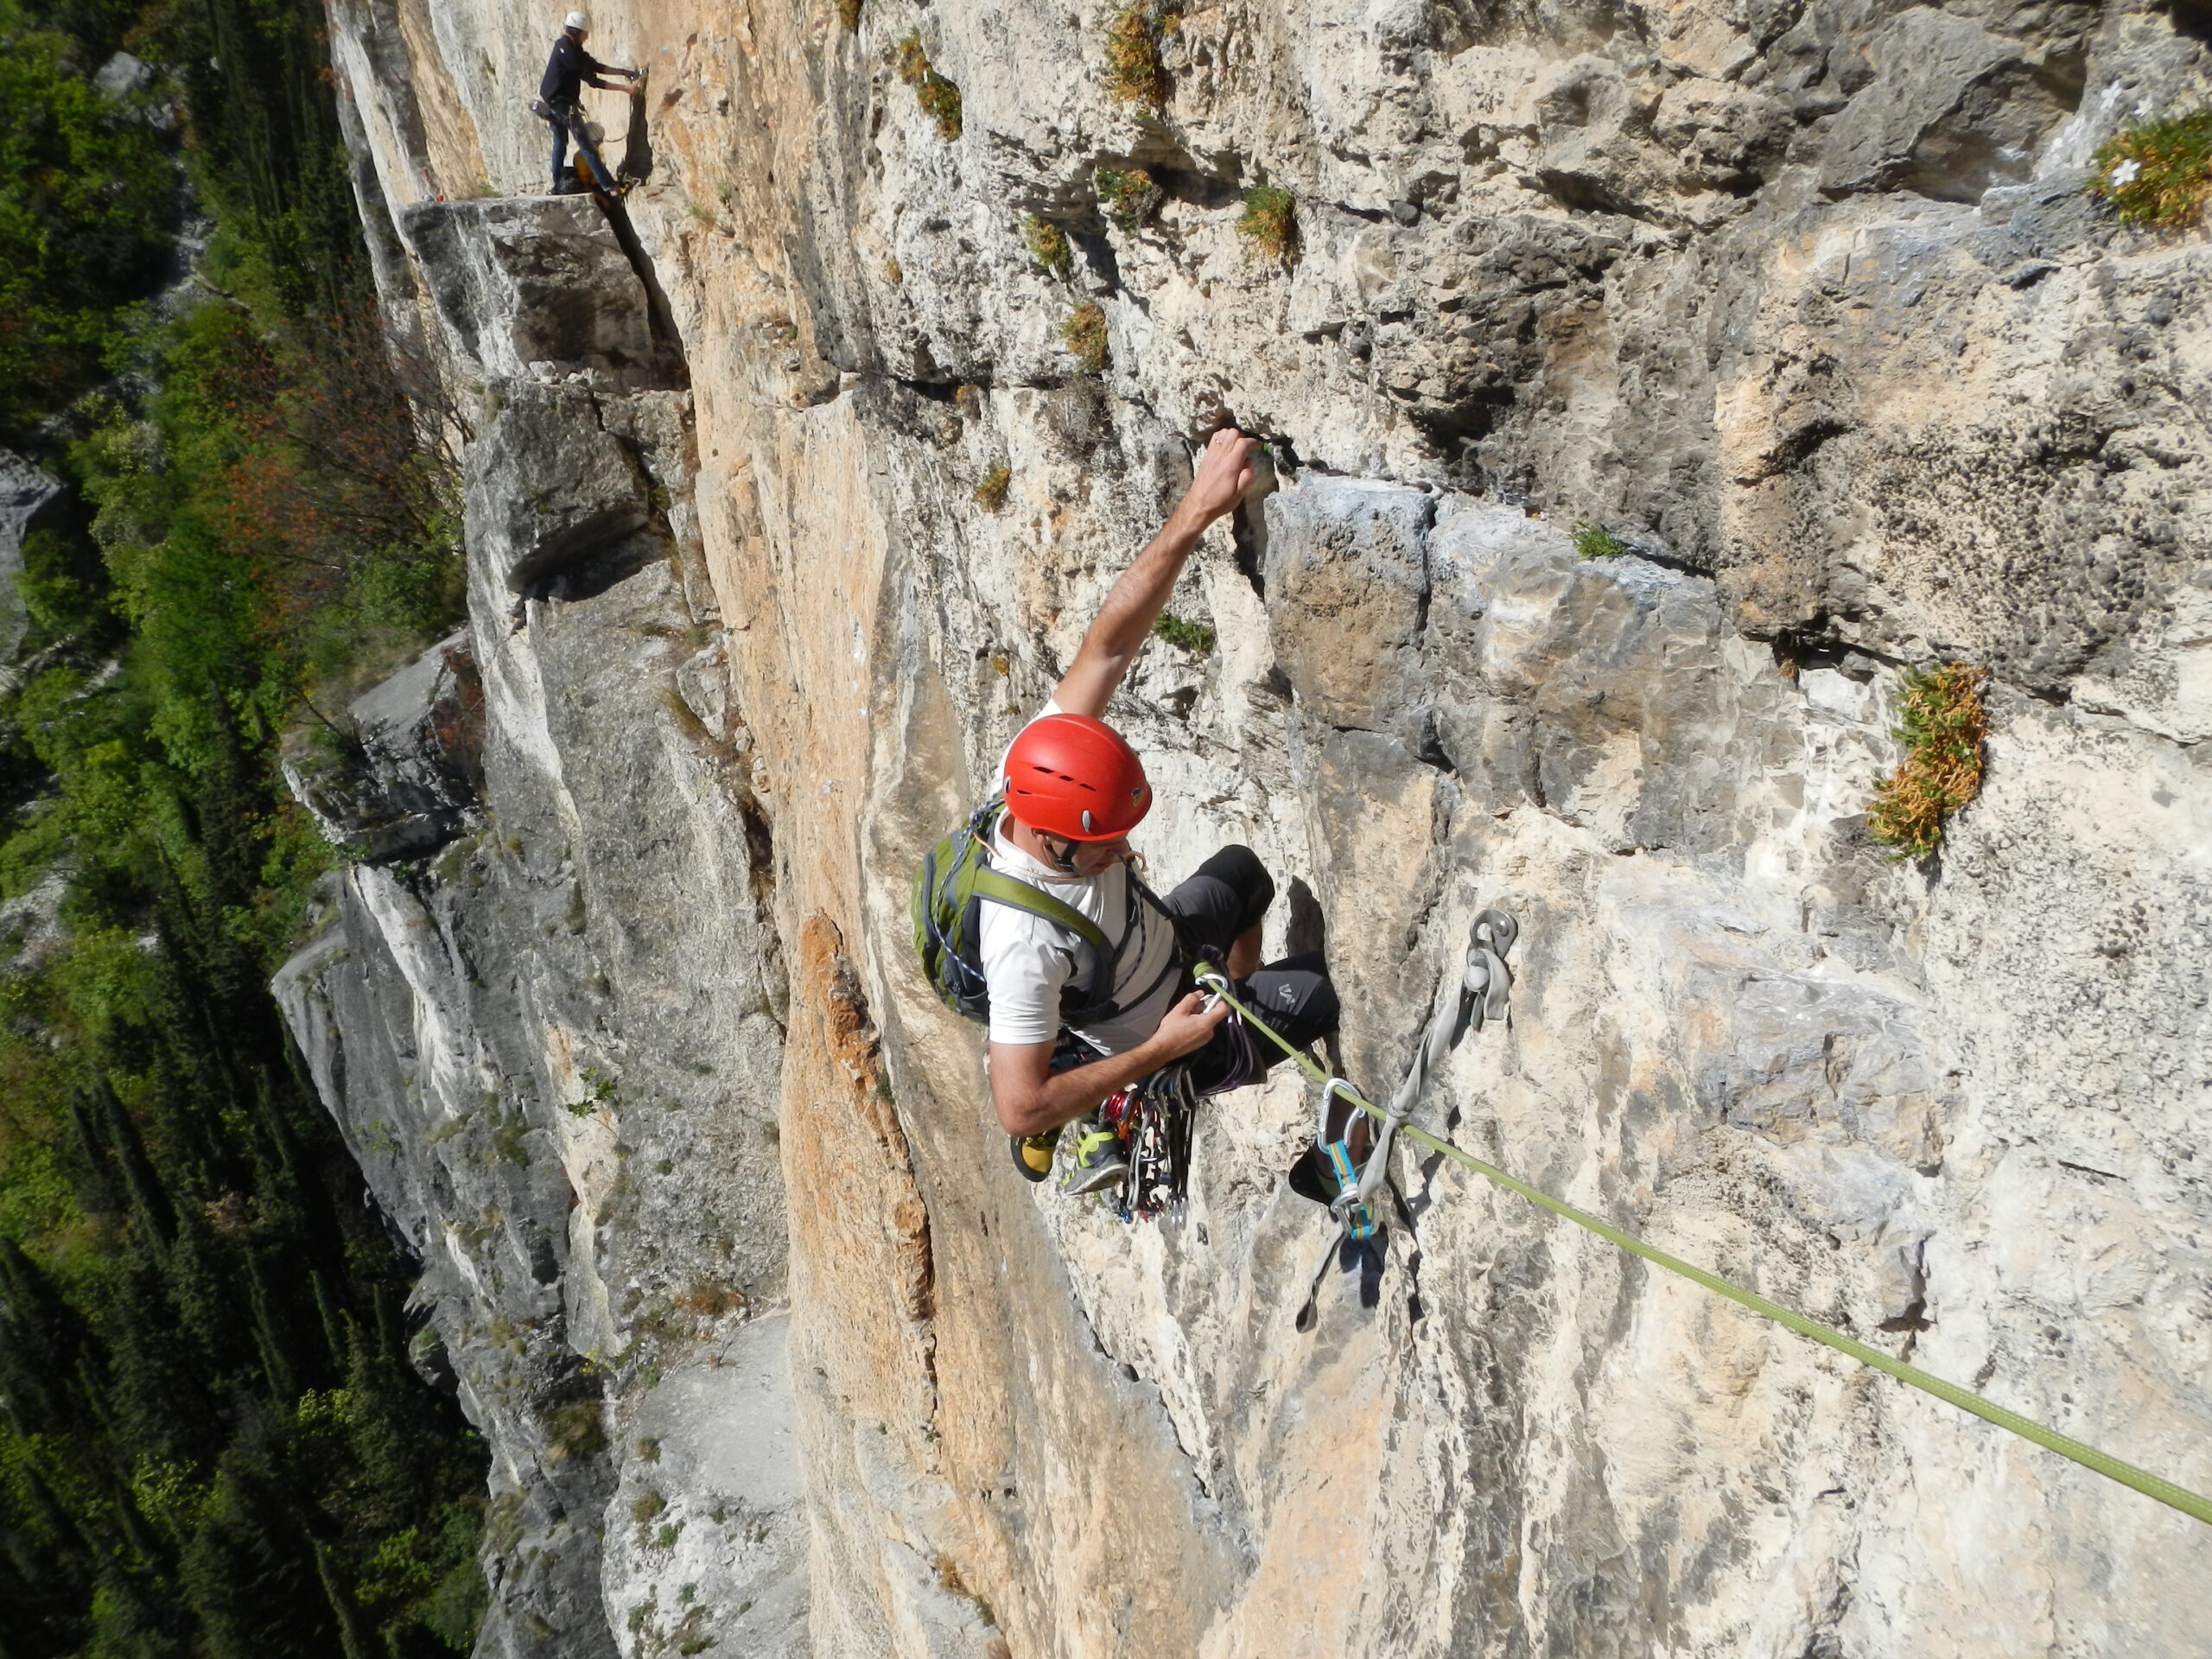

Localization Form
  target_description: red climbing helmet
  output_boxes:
[1002,715,1151,841]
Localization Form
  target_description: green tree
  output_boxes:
[0,3,482,1654]
[0,0,175,441]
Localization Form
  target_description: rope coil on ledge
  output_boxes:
[1191,931,2212,1530]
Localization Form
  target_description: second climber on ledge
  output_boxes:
[538,10,637,196]
[917,428,1344,1198]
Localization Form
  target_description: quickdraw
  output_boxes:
[1099,1064,1198,1223]
[1200,909,1517,1332]
[1192,912,2212,1529]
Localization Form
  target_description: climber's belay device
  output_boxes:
[1192,915,2212,1529]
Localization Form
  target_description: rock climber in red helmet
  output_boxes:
[986,428,1340,1193]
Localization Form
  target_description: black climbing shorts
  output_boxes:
[1156,845,1338,1090]
[1157,843,1275,957]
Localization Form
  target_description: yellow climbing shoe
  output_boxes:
[1009,1128,1059,1184]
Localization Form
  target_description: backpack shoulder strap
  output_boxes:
[969,866,1112,959]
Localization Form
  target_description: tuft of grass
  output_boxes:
[1061,302,1110,372]
[1095,166,1156,230]
[2089,110,2212,227]
[1866,664,1987,859]
[1024,213,1071,274]
[837,0,861,29]
[1151,613,1215,653]
[917,76,963,141]
[547,1401,607,1461]
[1237,181,1296,261]
[486,1491,525,1555]
[1571,520,1630,559]
[674,1278,746,1318]
[884,257,903,283]
[974,465,1011,511]
[631,1490,667,1523]
[1103,6,1165,107]
[894,32,963,139]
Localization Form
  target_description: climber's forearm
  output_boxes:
[988,1034,1177,1135]
[1051,506,1208,720]
[1052,427,1259,719]
[988,991,1228,1135]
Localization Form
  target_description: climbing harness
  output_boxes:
[1100,1064,1198,1222]
[1192,921,2212,1529]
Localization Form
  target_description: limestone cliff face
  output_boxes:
[284,1,2212,1654]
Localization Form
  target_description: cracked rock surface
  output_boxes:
[286,0,2212,1653]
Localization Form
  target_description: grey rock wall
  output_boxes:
[0,450,60,677]
[275,197,804,1659]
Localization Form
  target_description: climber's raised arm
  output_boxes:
[1051,426,1259,720]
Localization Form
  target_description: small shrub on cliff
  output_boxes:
[1572,520,1630,559]
[837,0,861,29]
[1024,213,1071,273]
[894,31,963,139]
[2090,110,2212,227]
[1151,613,1215,653]
[1866,664,1987,859]
[1103,5,1165,107]
[1061,302,1110,372]
[1238,181,1296,261]
[917,73,963,140]
[974,465,1011,511]
[1095,165,1158,230]
[548,1401,607,1460]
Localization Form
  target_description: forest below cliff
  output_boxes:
[0,1,484,1652]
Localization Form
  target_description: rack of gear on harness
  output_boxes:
[1096,1063,1198,1222]
[1192,911,2212,1530]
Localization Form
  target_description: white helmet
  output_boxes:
[564,10,589,29]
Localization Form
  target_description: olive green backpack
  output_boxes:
[911,798,1127,1026]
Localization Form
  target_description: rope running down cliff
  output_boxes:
[1189,944,2212,1530]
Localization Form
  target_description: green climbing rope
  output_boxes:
[1191,964,2212,1529]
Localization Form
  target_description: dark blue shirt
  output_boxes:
[540,34,613,105]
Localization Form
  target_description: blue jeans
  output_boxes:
[547,111,569,189]
[545,106,613,193]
